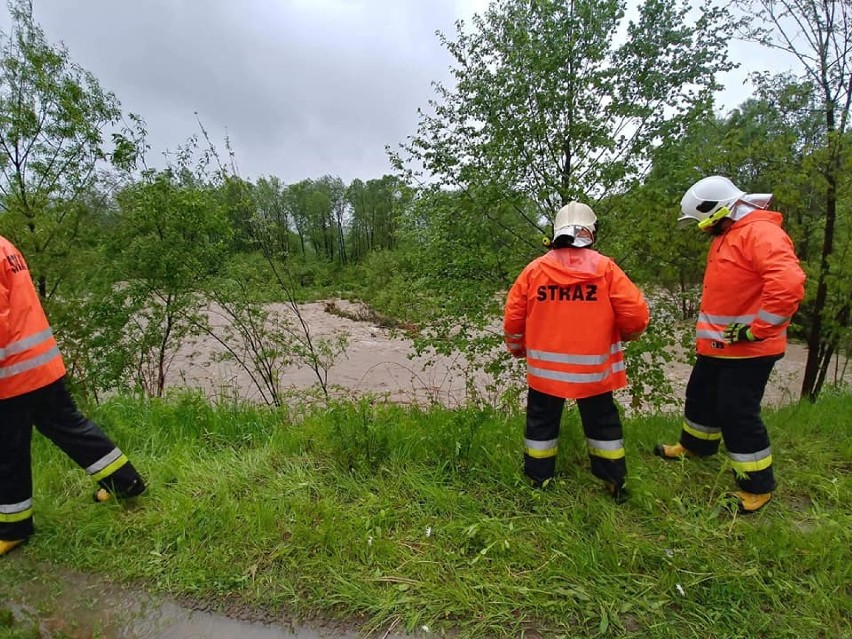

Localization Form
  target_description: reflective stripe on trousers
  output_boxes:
[587,437,624,460]
[682,417,721,441]
[524,438,558,459]
[0,498,33,523]
[729,446,772,473]
[85,448,129,481]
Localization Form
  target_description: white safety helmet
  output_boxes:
[679,176,745,230]
[553,201,597,247]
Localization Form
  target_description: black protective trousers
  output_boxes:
[0,377,144,540]
[524,387,626,487]
[679,355,780,494]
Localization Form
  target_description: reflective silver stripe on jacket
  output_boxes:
[528,350,611,365]
[0,328,54,361]
[699,312,756,325]
[85,448,124,475]
[0,346,61,379]
[696,329,725,341]
[757,309,789,325]
[504,332,524,339]
[0,498,33,514]
[527,342,623,366]
[528,360,624,384]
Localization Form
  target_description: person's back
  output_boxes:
[503,202,649,502]
[506,246,647,400]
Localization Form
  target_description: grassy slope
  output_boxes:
[3,390,850,638]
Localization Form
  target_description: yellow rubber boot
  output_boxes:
[0,539,25,556]
[734,491,772,513]
[653,443,697,459]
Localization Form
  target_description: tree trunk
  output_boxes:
[801,143,838,401]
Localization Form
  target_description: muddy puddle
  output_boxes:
[0,553,389,639]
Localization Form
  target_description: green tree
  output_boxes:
[346,175,412,260]
[735,0,852,400]
[388,0,737,409]
[253,175,293,256]
[0,0,140,297]
[394,0,735,225]
[108,169,231,396]
[610,80,815,315]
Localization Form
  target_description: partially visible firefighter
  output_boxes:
[0,234,147,556]
[503,202,650,502]
[655,176,806,513]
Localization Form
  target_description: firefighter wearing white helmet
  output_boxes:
[552,201,597,247]
[504,201,649,502]
[678,175,774,232]
[656,176,806,514]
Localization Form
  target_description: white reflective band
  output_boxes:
[0,328,54,361]
[528,362,622,384]
[0,498,33,514]
[527,342,623,366]
[507,344,523,352]
[0,346,61,379]
[699,312,757,325]
[505,332,524,339]
[524,438,559,450]
[528,349,611,365]
[696,329,725,340]
[85,447,124,475]
[684,417,720,435]
[757,309,789,325]
[586,438,624,450]
[728,447,772,463]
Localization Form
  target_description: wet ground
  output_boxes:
[0,553,379,639]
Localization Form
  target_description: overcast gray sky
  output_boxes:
[8,1,792,185]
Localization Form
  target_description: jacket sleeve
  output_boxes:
[503,267,529,357]
[749,225,806,340]
[608,261,650,341]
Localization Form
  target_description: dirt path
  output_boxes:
[166,299,827,410]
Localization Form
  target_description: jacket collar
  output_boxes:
[730,209,783,229]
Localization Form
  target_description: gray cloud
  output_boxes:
[17,0,484,183]
[8,1,792,185]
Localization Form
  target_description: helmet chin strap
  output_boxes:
[697,206,732,231]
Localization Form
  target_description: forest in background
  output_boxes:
[0,0,850,410]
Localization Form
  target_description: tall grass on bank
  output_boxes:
[3,390,851,638]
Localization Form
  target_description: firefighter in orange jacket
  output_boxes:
[504,202,650,502]
[655,176,806,513]
[0,235,146,556]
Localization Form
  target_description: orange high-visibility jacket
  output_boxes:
[696,210,806,358]
[0,235,66,399]
[504,248,649,400]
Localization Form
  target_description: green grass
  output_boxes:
[2,390,850,638]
